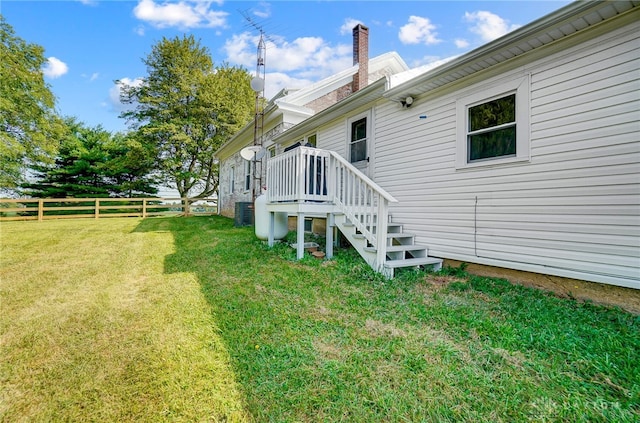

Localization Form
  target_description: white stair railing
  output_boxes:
[328,152,398,269]
[266,146,398,270]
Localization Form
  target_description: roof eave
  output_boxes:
[272,78,388,145]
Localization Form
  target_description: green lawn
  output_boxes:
[1,216,638,422]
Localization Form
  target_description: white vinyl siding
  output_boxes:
[372,18,639,288]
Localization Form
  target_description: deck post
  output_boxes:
[326,212,334,259]
[297,212,305,259]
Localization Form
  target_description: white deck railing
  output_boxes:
[267,146,398,268]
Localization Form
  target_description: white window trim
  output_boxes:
[229,165,235,194]
[244,160,251,192]
[346,110,371,164]
[306,133,317,147]
[455,75,530,169]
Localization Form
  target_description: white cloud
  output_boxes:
[253,2,271,19]
[223,32,352,100]
[398,16,441,45]
[81,72,100,81]
[464,11,520,42]
[340,18,364,35]
[42,57,68,79]
[455,38,470,49]
[263,72,314,101]
[133,0,228,29]
[109,77,145,111]
[225,32,351,76]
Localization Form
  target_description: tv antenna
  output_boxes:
[241,10,268,201]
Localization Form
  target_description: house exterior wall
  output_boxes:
[316,16,639,288]
[373,18,639,288]
[218,121,297,217]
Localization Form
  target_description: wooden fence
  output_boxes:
[0,197,217,221]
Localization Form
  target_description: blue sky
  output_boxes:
[3,0,570,133]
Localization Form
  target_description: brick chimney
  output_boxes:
[352,24,369,92]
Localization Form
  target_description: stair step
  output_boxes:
[353,232,414,242]
[344,221,402,230]
[364,245,427,253]
[388,233,413,239]
[383,257,443,269]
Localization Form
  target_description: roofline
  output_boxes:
[216,51,408,158]
[272,78,388,144]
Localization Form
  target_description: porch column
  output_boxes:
[297,212,305,259]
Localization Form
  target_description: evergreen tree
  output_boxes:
[23,119,157,198]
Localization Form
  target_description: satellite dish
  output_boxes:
[240,146,266,161]
[250,77,265,92]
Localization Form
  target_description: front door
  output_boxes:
[348,114,370,177]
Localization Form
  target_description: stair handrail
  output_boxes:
[328,151,397,203]
[328,151,398,271]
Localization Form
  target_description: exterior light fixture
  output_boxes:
[401,96,414,108]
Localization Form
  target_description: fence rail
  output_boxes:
[0,197,217,221]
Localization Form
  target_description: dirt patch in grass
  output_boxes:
[364,318,406,338]
[445,260,640,314]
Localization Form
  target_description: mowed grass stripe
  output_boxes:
[1,218,249,422]
[1,216,638,422]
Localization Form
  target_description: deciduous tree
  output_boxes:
[119,35,254,213]
[0,16,64,191]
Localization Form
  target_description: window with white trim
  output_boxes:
[349,117,367,163]
[307,134,317,147]
[456,75,530,168]
[244,160,251,191]
[229,165,235,193]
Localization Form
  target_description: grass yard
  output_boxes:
[1,216,638,422]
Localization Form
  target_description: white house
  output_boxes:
[264,0,640,289]
[215,25,408,219]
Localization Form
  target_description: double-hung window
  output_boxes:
[456,75,530,168]
[350,117,367,163]
[244,160,251,191]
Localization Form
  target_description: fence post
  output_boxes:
[142,199,147,218]
[38,199,44,221]
[95,199,100,219]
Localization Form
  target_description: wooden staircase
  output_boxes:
[266,146,442,278]
[333,212,442,278]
